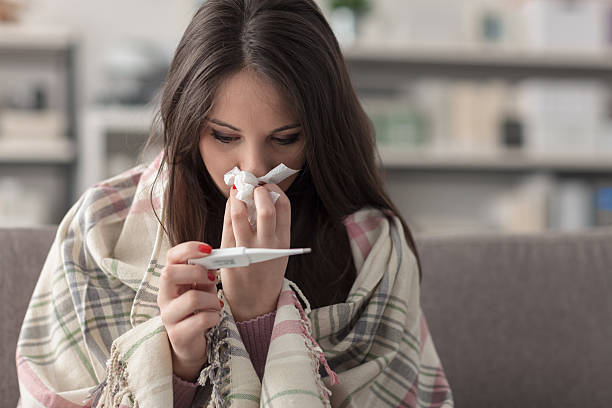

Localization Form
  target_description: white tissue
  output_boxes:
[224,164,299,228]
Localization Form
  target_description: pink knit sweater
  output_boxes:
[173,311,276,407]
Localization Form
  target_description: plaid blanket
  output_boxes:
[16,154,453,407]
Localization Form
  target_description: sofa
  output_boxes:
[2,226,612,407]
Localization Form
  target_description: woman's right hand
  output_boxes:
[157,241,222,382]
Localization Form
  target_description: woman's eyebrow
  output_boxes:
[271,124,301,133]
[210,118,241,131]
[209,118,300,134]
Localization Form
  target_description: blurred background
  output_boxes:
[2,0,612,234]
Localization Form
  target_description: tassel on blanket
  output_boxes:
[90,344,134,407]
[85,376,107,407]
[288,281,340,388]
[198,310,231,407]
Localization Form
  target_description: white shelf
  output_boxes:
[0,138,76,163]
[345,45,612,70]
[379,146,612,173]
[0,24,75,51]
[344,45,612,80]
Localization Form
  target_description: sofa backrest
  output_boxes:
[418,229,612,408]
[3,226,612,407]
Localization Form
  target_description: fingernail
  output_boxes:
[220,300,224,307]
[208,270,216,281]
[198,244,212,254]
[232,184,237,190]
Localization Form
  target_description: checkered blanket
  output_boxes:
[16,154,453,407]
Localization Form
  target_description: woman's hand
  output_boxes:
[157,242,222,382]
[220,184,291,321]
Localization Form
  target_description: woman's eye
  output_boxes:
[273,133,300,145]
[211,130,300,145]
[212,130,238,144]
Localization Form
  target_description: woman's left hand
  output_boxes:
[219,184,291,321]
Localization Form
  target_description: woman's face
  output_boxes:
[199,69,306,198]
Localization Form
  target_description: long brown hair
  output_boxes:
[150,0,420,308]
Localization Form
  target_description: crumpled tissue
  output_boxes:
[224,164,299,228]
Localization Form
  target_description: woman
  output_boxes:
[16,0,453,407]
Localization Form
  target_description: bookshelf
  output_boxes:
[0,25,78,226]
[344,46,612,233]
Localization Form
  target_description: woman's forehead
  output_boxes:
[210,69,298,130]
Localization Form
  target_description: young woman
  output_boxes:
[16,1,453,407]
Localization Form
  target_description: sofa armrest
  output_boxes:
[0,226,57,407]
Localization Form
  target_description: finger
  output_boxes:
[263,184,291,245]
[178,278,219,299]
[230,188,254,246]
[166,241,213,265]
[193,277,220,294]
[163,264,215,286]
[221,197,236,249]
[168,310,221,349]
[158,264,216,304]
[161,289,222,325]
[253,186,276,240]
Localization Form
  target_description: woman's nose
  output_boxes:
[240,149,270,178]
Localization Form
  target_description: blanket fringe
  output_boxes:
[85,376,107,407]
[198,306,231,407]
[288,280,340,396]
[88,343,135,407]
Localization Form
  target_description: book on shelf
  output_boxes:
[365,77,612,159]
[595,184,612,227]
